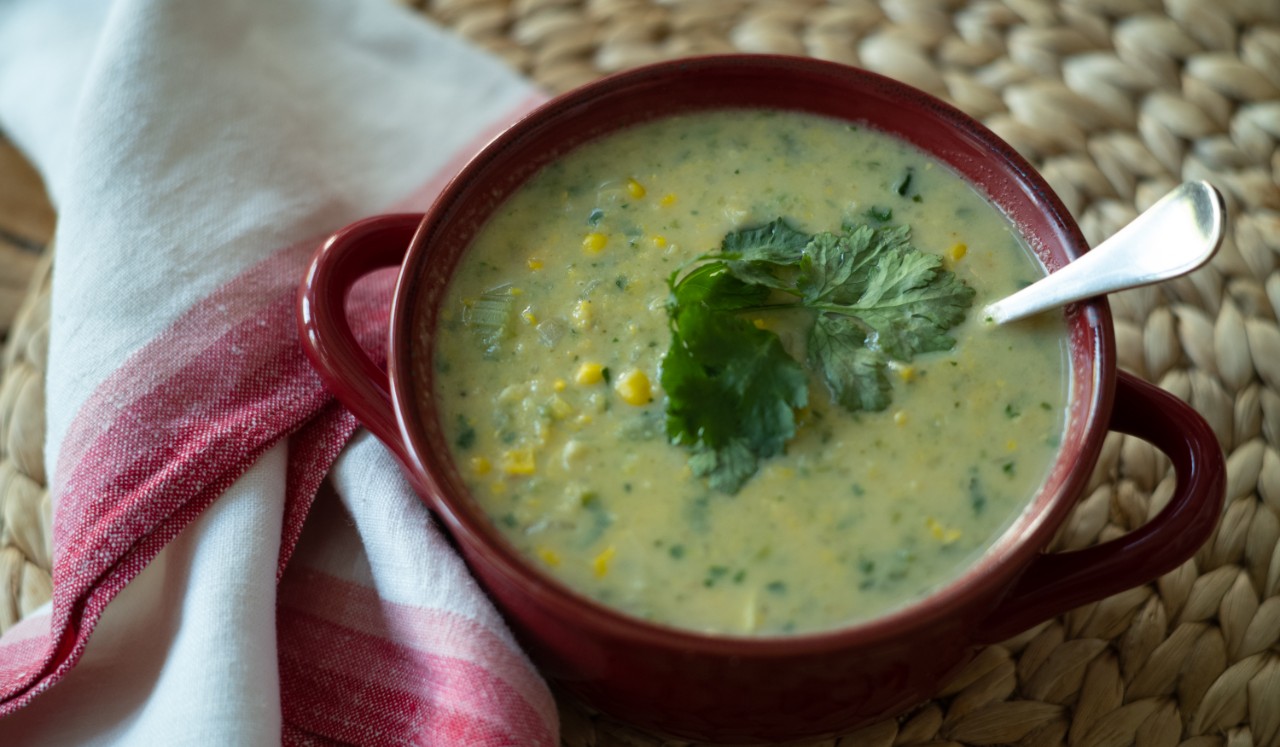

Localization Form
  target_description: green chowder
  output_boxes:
[430,110,1068,635]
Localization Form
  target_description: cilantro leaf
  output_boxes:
[661,301,808,494]
[688,439,758,494]
[718,218,811,290]
[719,218,810,264]
[796,232,855,304]
[824,224,909,305]
[807,315,892,411]
[840,246,975,360]
[670,262,770,311]
[661,215,975,493]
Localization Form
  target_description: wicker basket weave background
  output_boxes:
[2,1,1279,745]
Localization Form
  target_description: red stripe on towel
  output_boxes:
[278,568,556,742]
[279,605,554,747]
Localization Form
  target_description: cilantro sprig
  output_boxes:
[661,217,976,493]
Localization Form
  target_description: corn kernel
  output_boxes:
[509,287,523,296]
[752,318,767,329]
[927,517,961,544]
[527,257,544,270]
[553,378,567,392]
[626,178,646,199]
[538,547,561,567]
[592,545,616,578]
[548,396,573,419]
[893,410,908,426]
[576,362,604,386]
[521,306,537,325]
[502,449,536,475]
[470,456,492,476]
[572,299,594,328]
[582,232,608,253]
[660,193,676,206]
[651,235,667,248]
[1006,439,1018,451]
[615,369,652,406]
[897,365,917,382]
[948,242,968,261]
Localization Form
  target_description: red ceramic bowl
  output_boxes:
[298,55,1225,743]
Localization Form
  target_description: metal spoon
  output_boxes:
[984,180,1227,325]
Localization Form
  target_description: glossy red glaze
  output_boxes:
[297,56,1226,743]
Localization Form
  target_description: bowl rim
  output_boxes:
[387,53,1116,655]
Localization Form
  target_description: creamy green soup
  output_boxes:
[431,110,1067,635]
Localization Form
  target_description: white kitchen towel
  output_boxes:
[0,0,557,743]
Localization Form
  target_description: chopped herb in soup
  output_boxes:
[431,110,1067,635]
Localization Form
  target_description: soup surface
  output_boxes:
[430,110,1067,635]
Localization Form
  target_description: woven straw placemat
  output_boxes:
[2,1,1279,745]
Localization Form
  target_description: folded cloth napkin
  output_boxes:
[0,0,557,743]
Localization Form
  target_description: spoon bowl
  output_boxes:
[984,180,1226,324]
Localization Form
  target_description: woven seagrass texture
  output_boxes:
[0,138,52,340]
[0,0,1277,745]
[0,252,51,632]
[0,128,54,632]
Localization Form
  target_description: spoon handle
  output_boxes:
[983,181,1227,325]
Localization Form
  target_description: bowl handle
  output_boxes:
[976,370,1225,644]
[297,213,424,466]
